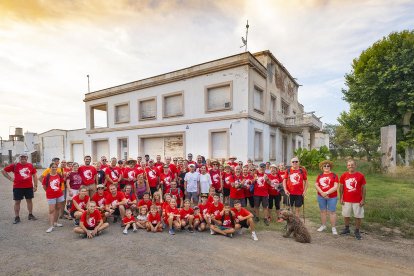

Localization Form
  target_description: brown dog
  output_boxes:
[280,210,311,243]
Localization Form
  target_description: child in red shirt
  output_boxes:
[180,199,195,232]
[165,198,181,235]
[73,201,109,239]
[147,205,162,232]
[210,205,235,238]
[122,209,137,234]
[193,206,203,231]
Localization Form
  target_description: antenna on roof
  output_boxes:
[240,20,249,52]
[87,74,90,93]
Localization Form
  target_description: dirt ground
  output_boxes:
[1,173,414,276]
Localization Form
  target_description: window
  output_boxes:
[205,82,232,112]
[91,104,108,129]
[118,138,128,160]
[139,98,156,120]
[115,103,130,124]
[292,139,296,154]
[210,130,228,158]
[281,101,289,115]
[253,86,264,113]
[270,134,276,160]
[254,131,263,161]
[163,92,183,118]
[270,95,276,121]
[298,141,302,149]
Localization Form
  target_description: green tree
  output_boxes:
[341,30,414,165]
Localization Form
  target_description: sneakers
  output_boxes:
[79,233,87,239]
[46,226,54,233]
[54,223,63,227]
[188,227,194,233]
[123,229,128,235]
[210,229,215,235]
[251,231,258,241]
[133,228,137,232]
[226,233,233,238]
[332,227,338,235]
[113,216,118,223]
[13,216,21,224]
[74,219,80,226]
[340,227,351,235]
[28,214,37,221]
[317,225,327,232]
[238,228,245,235]
[355,230,362,240]
[264,219,270,226]
[169,229,175,235]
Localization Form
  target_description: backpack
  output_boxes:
[44,173,63,189]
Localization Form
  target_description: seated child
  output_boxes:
[180,199,194,232]
[136,206,148,229]
[210,204,236,238]
[146,205,162,232]
[122,208,137,234]
[73,201,109,238]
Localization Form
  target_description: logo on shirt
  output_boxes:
[319,177,330,188]
[257,177,265,187]
[128,171,135,180]
[148,171,156,179]
[225,177,231,184]
[79,202,86,209]
[213,174,220,183]
[111,171,118,179]
[83,170,92,180]
[223,219,231,227]
[345,178,357,192]
[98,198,105,207]
[87,217,96,227]
[73,174,82,185]
[50,178,60,191]
[111,200,118,207]
[19,168,30,179]
[289,173,301,185]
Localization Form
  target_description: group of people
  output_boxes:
[1,152,366,240]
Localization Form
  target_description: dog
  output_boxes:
[280,210,311,243]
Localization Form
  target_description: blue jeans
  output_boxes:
[317,196,337,212]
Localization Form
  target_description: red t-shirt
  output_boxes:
[122,215,136,224]
[180,207,194,219]
[231,207,251,219]
[284,168,308,195]
[160,172,174,191]
[105,192,125,207]
[145,167,159,188]
[167,163,178,176]
[165,205,180,222]
[194,213,202,221]
[43,174,64,199]
[122,167,139,185]
[222,172,234,190]
[222,213,234,228]
[4,163,37,189]
[105,166,122,186]
[316,173,339,198]
[209,169,221,190]
[268,173,283,196]
[78,165,97,186]
[124,192,137,204]
[207,195,214,205]
[243,174,254,197]
[71,194,90,212]
[138,199,152,210]
[155,162,164,172]
[227,161,238,169]
[198,202,210,219]
[339,172,366,203]
[68,172,83,190]
[92,191,109,208]
[80,209,102,228]
[147,212,161,225]
[208,202,224,219]
[254,172,269,197]
[230,174,246,199]
[165,188,183,206]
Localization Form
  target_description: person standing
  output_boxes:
[339,159,366,240]
[78,156,98,197]
[184,164,200,204]
[2,153,38,224]
[282,157,308,218]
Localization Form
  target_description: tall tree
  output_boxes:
[341,30,414,165]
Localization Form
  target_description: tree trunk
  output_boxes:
[402,111,413,166]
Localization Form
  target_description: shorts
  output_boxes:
[215,189,222,194]
[13,188,34,201]
[254,196,269,208]
[342,202,364,219]
[269,194,281,210]
[47,195,65,205]
[289,195,304,208]
[70,210,77,218]
[222,188,230,197]
[238,219,249,229]
[229,198,246,207]
[246,196,254,208]
[186,192,199,204]
[317,196,338,212]
[86,226,96,231]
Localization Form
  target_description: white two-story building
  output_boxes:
[81,50,324,164]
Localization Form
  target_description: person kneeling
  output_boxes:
[74,201,109,239]
[232,200,258,241]
[210,205,235,238]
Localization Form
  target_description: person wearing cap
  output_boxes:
[209,160,222,194]
[184,164,200,204]
[104,157,123,190]
[253,163,271,225]
[78,156,98,197]
[145,159,160,196]
[92,183,110,222]
[267,164,283,223]
[227,156,238,169]
[315,160,339,235]
[339,159,366,240]
[2,153,38,224]
[282,157,309,218]
[160,164,174,193]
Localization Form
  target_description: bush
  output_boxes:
[294,146,331,170]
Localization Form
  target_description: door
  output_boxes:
[42,136,64,167]
[72,143,84,164]
[93,140,109,162]
[142,135,184,160]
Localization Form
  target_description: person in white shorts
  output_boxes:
[339,159,366,240]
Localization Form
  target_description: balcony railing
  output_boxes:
[271,112,322,130]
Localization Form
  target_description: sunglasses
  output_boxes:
[173,159,178,161]
[292,161,299,163]
[323,165,331,168]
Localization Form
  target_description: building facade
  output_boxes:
[81,50,324,164]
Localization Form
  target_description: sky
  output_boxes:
[0,0,413,139]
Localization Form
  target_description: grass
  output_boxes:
[254,160,414,238]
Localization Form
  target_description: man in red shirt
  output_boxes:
[105,184,127,222]
[187,153,196,165]
[227,156,238,170]
[104,157,123,190]
[155,155,164,172]
[78,155,98,197]
[73,201,109,238]
[99,156,109,170]
[339,159,366,240]
[283,157,308,218]
[165,156,178,180]
[232,200,258,241]
[145,160,159,196]
[2,153,38,224]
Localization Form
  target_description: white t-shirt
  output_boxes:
[184,171,200,193]
[199,173,212,194]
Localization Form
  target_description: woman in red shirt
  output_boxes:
[229,166,246,207]
[42,163,65,233]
